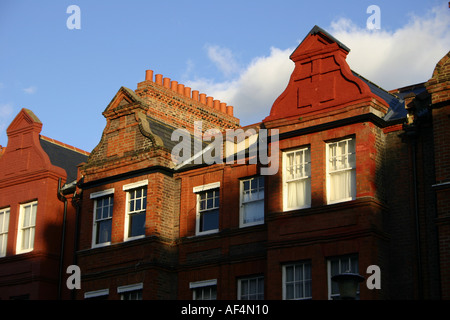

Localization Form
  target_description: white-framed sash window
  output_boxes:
[190,279,217,300]
[118,283,143,300]
[123,180,148,241]
[194,182,220,236]
[283,147,311,211]
[240,176,264,227]
[282,261,312,300]
[327,255,359,300]
[16,201,37,254]
[0,207,10,257]
[326,138,356,204]
[238,276,264,300]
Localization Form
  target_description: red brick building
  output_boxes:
[0,108,89,299]
[2,26,448,300]
[71,26,450,300]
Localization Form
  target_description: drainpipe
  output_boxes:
[57,178,68,300]
[404,116,424,299]
[71,188,82,300]
[411,138,423,299]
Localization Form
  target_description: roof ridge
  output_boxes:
[40,135,90,156]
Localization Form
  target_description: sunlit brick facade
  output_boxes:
[0,109,89,299]
[1,26,448,300]
[70,26,449,300]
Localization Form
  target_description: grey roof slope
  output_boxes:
[145,116,182,151]
[40,138,89,183]
[352,71,407,121]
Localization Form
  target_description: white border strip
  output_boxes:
[90,188,115,199]
[123,180,149,191]
[193,182,220,193]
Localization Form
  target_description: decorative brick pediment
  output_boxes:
[264,26,381,123]
[103,86,147,119]
[6,108,42,136]
[0,109,66,180]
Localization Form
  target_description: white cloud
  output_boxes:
[187,47,294,125]
[23,86,37,94]
[186,4,449,126]
[329,4,450,90]
[206,45,241,77]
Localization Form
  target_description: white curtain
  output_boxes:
[285,149,311,209]
[329,169,355,202]
[287,179,310,208]
[328,139,356,203]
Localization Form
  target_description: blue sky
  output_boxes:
[0,0,449,152]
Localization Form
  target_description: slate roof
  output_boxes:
[146,116,182,151]
[40,137,89,183]
[352,71,408,121]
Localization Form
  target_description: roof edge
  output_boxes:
[40,135,90,156]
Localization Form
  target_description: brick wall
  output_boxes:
[427,51,450,299]
[136,70,239,134]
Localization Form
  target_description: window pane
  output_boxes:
[122,290,142,300]
[23,206,31,228]
[287,179,310,208]
[286,283,294,299]
[135,198,141,211]
[286,266,294,282]
[0,210,7,232]
[329,170,355,202]
[284,263,312,300]
[243,200,264,224]
[129,211,146,237]
[22,228,30,250]
[97,219,112,243]
[242,280,248,297]
[200,209,219,232]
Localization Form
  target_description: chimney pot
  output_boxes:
[220,102,227,113]
[145,70,154,81]
[213,100,220,110]
[184,87,191,98]
[178,83,185,95]
[226,105,234,116]
[171,80,178,91]
[207,97,214,107]
[192,90,199,101]
[200,93,207,104]
[163,77,171,88]
[155,74,163,85]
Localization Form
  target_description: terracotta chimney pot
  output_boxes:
[192,90,199,101]
[145,70,153,81]
[207,97,214,107]
[163,77,171,88]
[155,74,163,85]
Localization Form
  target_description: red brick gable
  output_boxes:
[264,26,388,124]
[0,108,66,181]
